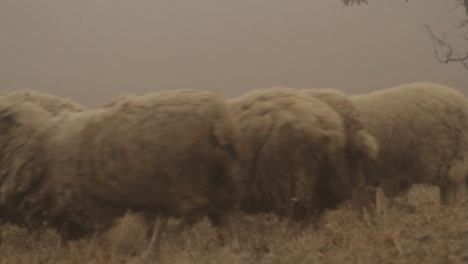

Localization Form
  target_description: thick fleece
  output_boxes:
[0,90,241,242]
[351,82,468,206]
[229,87,351,222]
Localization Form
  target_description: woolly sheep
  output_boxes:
[0,90,86,227]
[229,87,351,222]
[0,99,51,227]
[300,88,379,214]
[0,90,241,255]
[0,89,86,115]
[351,82,468,207]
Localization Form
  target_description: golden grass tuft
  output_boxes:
[0,185,467,263]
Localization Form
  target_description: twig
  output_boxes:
[424,24,468,69]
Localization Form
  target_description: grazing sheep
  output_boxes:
[229,87,351,222]
[0,90,86,227]
[300,88,379,215]
[0,90,86,115]
[0,100,51,228]
[351,82,468,207]
[0,90,241,256]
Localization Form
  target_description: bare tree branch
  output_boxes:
[424,24,468,69]
[341,0,368,7]
[341,0,467,13]
[341,0,468,71]
[451,0,466,12]
[451,0,468,28]
[456,17,468,28]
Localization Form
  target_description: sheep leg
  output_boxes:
[355,183,377,221]
[166,217,191,249]
[283,202,300,238]
[352,185,378,225]
[381,180,404,198]
[142,216,169,259]
[207,211,227,246]
[86,226,109,261]
[381,179,415,212]
[441,157,467,206]
[217,215,233,248]
[374,187,388,217]
[210,211,239,250]
[55,221,72,249]
[439,182,460,207]
[284,208,311,240]
[141,213,157,241]
[354,167,376,219]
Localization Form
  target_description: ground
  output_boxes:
[0,185,467,264]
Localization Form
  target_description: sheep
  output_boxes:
[0,99,52,229]
[0,89,241,257]
[228,87,352,224]
[0,90,86,227]
[300,88,379,215]
[350,82,468,208]
[0,89,87,115]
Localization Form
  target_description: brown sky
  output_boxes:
[1,0,467,107]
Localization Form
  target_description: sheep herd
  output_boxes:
[0,82,466,258]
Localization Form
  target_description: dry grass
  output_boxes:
[1,185,467,264]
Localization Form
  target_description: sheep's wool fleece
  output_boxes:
[229,87,351,220]
[300,88,379,162]
[0,90,86,114]
[0,90,240,239]
[351,82,468,196]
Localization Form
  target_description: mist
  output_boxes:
[1,0,466,107]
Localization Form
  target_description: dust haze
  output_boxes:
[0,0,466,107]
[1,1,468,263]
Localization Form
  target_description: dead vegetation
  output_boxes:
[1,185,467,264]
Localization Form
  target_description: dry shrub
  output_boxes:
[2,184,465,263]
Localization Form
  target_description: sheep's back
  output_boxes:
[45,90,240,233]
[230,87,350,218]
[351,82,467,183]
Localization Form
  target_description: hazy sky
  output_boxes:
[1,0,467,107]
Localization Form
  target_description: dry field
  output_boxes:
[1,185,467,264]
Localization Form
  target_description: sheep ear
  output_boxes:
[0,108,16,134]
[0,109,14,123]
[321,130,345,154]
[353,130,379,160]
